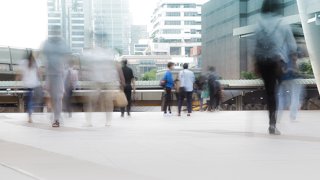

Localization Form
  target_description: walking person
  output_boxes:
[207,66,221,112]
[16,51,41,123]
[178,63,195,117]
[121,59,136,117]
[64,58,79,118]
[254,0,297,135]
[42,30,70,128]
[161,62,174,116]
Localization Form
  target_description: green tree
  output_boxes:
[241,71,258,80]
[142,69,157,81]
[299,61,314,77]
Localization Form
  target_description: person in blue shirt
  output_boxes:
[162,62,174,116]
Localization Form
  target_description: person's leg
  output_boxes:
[290,80,303,120]
[258,60,280,134]
[104,90,113,126]
[178,92,183,115]
[187,92,193,114]
[49,76,64,127]
[167,89,172,113]
[26,89,33,122]
[125,87,132,115]
[209,91,214,111]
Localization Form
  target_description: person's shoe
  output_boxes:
[269,126,281,135]
[187,113,191,117]
[121,113,125,118]
[178,113,181,117]
[127,112,131,117]
[52,121,60,128]
[28,117,33,123]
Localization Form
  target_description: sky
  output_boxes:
[0,0,47,49]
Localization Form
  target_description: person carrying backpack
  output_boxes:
[161,62,174,116]
[254,0,297,135]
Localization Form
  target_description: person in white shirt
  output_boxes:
[178,63,195,116]
[16,51,41,123]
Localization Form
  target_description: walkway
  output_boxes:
[0,111,319,180]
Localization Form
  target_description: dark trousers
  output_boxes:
[178,91,193,114]
[26,89,34,116]
[163,88,172,113]
[256,59,281,126]
[209,92,220,110]
[64,88,73,115]
[121,85,132,115]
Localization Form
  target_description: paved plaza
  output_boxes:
[0,111,320,180]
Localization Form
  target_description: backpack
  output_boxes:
[255,20,281,58]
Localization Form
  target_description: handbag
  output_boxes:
[113,90,128,107]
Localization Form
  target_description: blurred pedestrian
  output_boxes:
[178,63,195,117]
[161,62,174,116]
[254,0,297,135]
[16,51,41,123]
[64,57,79,118]
[82,48,123,127]
[278,55,304,121]
[194,75,206,111]
[207,66,221,112]
[121,59,136,117]
[42,31,70,127]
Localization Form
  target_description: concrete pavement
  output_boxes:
[0,111,320,180]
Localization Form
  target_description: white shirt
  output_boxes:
[19,59,40,88]
[179,69,195,92]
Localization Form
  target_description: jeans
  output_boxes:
[163,88,172,113]
[178,91,193,114]
[121,85,132,115]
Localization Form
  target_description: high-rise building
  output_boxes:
[93,0,131,55]
[47,0,92,53]
[130,25,148,55]
[150,0,202,56]
[202,0,299,79]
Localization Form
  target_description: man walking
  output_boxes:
[42,29,70,127]
[121,59,136,117]
[178,63,195,116]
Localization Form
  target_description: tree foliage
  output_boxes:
[142,69,157,81]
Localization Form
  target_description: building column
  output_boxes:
[297,0,320,94]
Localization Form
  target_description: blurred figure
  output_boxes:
[161,62,174,116]
[120,59,136,117]
[207,66,221,112]
[82,48,124,127]
[16,51,41,123]
[178,63,195,117]
[42,33,71,128]
[64,57,79,118]
[254,0,297,135]
[194,75,206,111]
[278,56,304,121]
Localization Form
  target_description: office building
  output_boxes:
[202,0,299,79]
[93,0,131,55]
[150,0,202,57]
[131,25,148,55]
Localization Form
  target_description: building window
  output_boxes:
[167,4,180,8]
[72,14,84,18]
[160,39,182,43]
[165,21,181,25]
[72,44,84,48]
[184,12,198,17]
[48,19,60,23]
[183,4,196,8]
[72,38,84,41]
[48,13,60,17]
[170,47,181,55]
[72,32,84,36]
[48,25,61,30]
[166,12,181,16]
[72,20,84,24]
[184,21,201,25]
[162,29,181,34]
[72,26,84,30]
